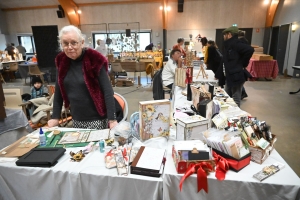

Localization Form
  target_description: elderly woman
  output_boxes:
[48,25,118,129]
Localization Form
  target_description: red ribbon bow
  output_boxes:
[213,151,229,180]
[185,68,193,84]
[179,162,213,193]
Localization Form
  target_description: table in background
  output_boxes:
[18,62,38,79]
[0,109,29,150]
[163,138,300,200]
[0,128,163,200]
[246,59,279,80]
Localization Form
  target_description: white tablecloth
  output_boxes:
[0,128,163,200]
[163,138,300,200]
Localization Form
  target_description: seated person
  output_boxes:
[22,76,48,119]
[162,49,182,89]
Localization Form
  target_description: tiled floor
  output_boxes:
[2,72,300,177]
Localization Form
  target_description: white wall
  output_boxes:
[0,34,6,50]
[273,0,300,76]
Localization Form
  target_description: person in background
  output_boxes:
[173,37,186,57]
[16,43,27,60]
[238,30,250,100]
[145,43,154,51]
[201,37,208,61]
[31,76,48,99]
[162,49,182,90]
[48,25,118,130]
[5,43,15,60]
[95,39,108,56]
[221,26,254,107]
[205,40,220,73]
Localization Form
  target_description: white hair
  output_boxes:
[58,25,85,50]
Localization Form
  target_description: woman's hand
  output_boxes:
[109,120,118,129]
[48,119,59,127]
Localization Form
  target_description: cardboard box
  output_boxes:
[248,135,277,164]
[172,141,215,174]
[176,115,209,140]
[254,47,264,52]
[252,54,273,61]
[139,100,170,141]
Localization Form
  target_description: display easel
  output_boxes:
[196,61,208,79]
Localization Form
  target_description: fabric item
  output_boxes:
[222,35,254,87]
[152,68,164,100]
[72,119,108,129]
[162,58,177,87]
[55,48,108,117]
[225,82,244,107]
[222,26,239,34]
[0,109,28,135]
[246,59,279,79]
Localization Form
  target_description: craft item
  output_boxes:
[70,150,85,162]
[53,130,61,135]
[39,128,46,146]
[131,146,166,177]
[176,115,209,140]
[0,136,39,157]
[196,61,208,79]
[99,139,105,153]
[139,100,170,141]
[253,162,284,181]
[114,149,128,176]
[175,68,187,87]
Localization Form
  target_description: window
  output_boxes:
[17,35,36,54]
[92,31,151,53]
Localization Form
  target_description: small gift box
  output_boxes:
[213,148,251,172]
[139,100,170,141]
[172,140,215,174]
[176,115,209,140]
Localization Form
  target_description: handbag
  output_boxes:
[175,68,186,87]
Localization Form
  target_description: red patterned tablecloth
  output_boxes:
[246,59,279,79]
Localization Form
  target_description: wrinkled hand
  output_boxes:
[48,119,59,127]
[109,120,118,129]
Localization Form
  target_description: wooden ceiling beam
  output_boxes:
[265,0,282,27]
[2,5,57,11]
[58,0,80,27]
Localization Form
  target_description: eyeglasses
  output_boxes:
[61,41,80,48]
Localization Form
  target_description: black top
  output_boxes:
[52,51,116,121]
[222,35,254,87]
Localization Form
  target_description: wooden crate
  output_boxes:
[248,135,277,164]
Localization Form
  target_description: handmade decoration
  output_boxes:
[70,150,85,162]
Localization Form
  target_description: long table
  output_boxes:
[0,127,300,200]
[0,128,163,200]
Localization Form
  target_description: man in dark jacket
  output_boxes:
[222,26,254,107]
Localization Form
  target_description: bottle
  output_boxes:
[187,83,192,101]
[39,128,46,146]
[99,139,105,153]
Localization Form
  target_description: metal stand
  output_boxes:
[289,88,300,94]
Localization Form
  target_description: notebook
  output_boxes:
[16,147,66,167]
